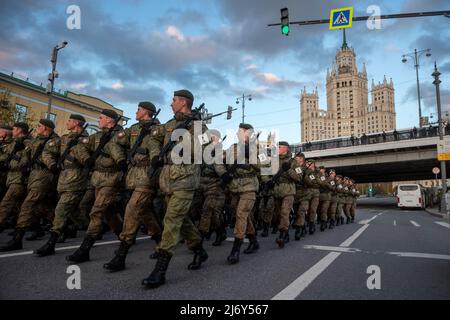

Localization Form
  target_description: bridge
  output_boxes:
[291,127,449,183]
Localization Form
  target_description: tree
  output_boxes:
[0,87,35,126]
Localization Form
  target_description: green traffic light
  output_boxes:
[281,25,289,35]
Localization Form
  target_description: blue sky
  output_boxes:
[1,0,449,145]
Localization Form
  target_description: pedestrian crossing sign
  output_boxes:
[329,7,353,30]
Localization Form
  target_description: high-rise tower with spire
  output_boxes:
[300,30,396,142]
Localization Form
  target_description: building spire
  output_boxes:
[341,29,348,49]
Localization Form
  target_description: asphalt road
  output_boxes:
[1,196,449,300]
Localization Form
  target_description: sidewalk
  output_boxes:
[425,206,449,220]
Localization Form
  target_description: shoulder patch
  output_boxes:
[118,131,125,138]
[48,140,55,147]
[295,167,303,174]
[320,176,326,181]
[82,137,90,144]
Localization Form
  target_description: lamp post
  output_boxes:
[401,48,432,127]
[46,41,68,120]
[432,62,447,214]
[236,94,252,123]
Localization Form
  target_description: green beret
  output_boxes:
[319,166,325,170]
[328,169,336,174]
[306,159,316,164]
[39,118,55,129]
[0,124,12,130]
[295,152,305,158]
[13,122,29,133]
[69,114,86,123]
[279,141,290,147]
[336,175,343,179]
[138,101,156,113]
[239,123,253,130]
[101,109,119,120]
[174,89,194,102]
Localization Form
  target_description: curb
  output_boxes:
[425,208,447,219]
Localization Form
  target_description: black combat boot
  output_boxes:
[142,250,172,288]
[65,235,96,263]
[351,217,355,223]
[284,231,290,243]
[188,244,208,270]
[104,241,131,272]
[329,219,335,229]
[25,224,45,241]
[227,238,242,264]
[271,225,277,234]
[320,220,327,232]
[346,216,351,224]
[261,223,269,238]
[0,229,25,252]
[243,235,259,254]
[309,222,316,235]
[276,231,286,248]
[340,216,345,225]
[294,226,301,241]
[212,227,227,246]
[0,223,7,233]
[34,231,59,256]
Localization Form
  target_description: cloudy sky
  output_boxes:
[1,0,449,144]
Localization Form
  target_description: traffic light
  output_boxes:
[280,7,289,36]
[227,105,233,120]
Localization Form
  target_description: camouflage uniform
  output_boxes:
[258,172,275,237]
[335,179,346,224]
[293,165,307,228]
[0,137,29,230]
[327,177,338,225]
[350,184,359,222]
[0,136,13,199]
[343,182,353,222]
[50,132,91,235]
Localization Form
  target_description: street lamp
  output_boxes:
[401,48,432,128]
[236,93,252,123]
[46,41,68,120]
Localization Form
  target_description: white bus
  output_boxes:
[396,184,427,209]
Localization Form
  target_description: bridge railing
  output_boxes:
[293,124,449,154]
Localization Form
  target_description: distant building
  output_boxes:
[300,31,396,142]
[0,70,127,135]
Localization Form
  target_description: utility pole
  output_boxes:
[46,41,68,119]
[432,62,447,214]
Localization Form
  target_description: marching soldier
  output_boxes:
[267,141,300,248]
[343,177,353,224]
[0,124,13,199]
[34,114,91,256]
[317,166,332,232]
[104,101,163,271]
[303,159,321,235]
[327,169,338,229]
[0,119,60,252]
[349,179,359,223]
[142,90,208,288]
[258,157,275,238]
[197,129,228,246]
[293,152,307,240]
[66,109,127,263]
[0,123,30,232]
[335,175,346,225]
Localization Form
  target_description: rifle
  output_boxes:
[28,135,54,172]
[84,114,123,174]
[57,123,89,170]
[148,103,205,178]
[127,109,160,166]
[261,160,292,193]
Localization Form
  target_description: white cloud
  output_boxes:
[166,25,185,41]
[71,83,88,90]
[262,72,281,83]
[111,82,124,90]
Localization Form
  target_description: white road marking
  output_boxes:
[0,236,151,259]
[410,220,421,227]
[435,222,450,229]
[303,245,361,253]
[272,221,374,300]
[226,237,249,243]
[387,252,450,261]
[393,220,397,226]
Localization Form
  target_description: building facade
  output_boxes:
[301,32,396,142]
[0,71,126,135]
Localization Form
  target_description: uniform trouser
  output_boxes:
[0,184,26,225]
[16,189,55,229]
[51,191,88,234]
[319,199,331,222]
[344,203,352,218]
[309,196,320,223]
[120,189,161,244]
[350,202,356,218]
[260,196,275,224]
[231,192,256,240]
[79,188,95,222]
[336,201,344,218]
[86,187,123,237]
[275,195,294,232]
[198,191,226,235]
[250,196,261,227]
[294,200,309,227]
[157,190,202,255]
[328,201,338,220]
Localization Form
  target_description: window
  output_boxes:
[14,104,28,122]
[44,112,57,123]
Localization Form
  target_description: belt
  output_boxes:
[94,167,118,173]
